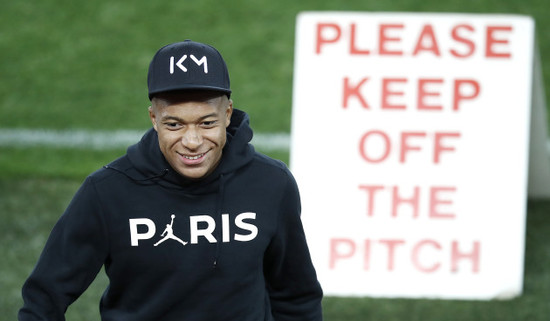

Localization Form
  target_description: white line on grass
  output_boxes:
[0,128,290,152]
[5,128,548,154]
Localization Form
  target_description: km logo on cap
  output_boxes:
[170,55,208,74]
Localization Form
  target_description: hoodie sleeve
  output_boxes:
[19,177,109,321]
[264,169,323,321]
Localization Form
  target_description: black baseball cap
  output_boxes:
[147,40,231,100]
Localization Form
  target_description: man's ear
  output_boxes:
[225,99,234,128]
[148,106,158,131]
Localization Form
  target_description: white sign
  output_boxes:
[290,12,544,300]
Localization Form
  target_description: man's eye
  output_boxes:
[202,121,217,127]
[165,122,182,129]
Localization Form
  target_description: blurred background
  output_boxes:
[1,0,549,320]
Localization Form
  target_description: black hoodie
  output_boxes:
[19,109,323,320]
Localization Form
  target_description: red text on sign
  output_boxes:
[343,77,480,111]
[315,22,513,59]
[358,185,456,218]
[329,238,481,273]
[358,130,461,164]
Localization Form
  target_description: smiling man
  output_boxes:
[19,40,323,320]
[149,91,233,180]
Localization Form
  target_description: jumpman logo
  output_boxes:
[154,214,188,247]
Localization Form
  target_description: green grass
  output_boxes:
[2,0,550,320]
[1,0,550,178]
[0,147,127,179]
[1,0,550,134]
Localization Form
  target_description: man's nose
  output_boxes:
[181,127,202,149]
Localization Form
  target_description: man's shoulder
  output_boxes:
[247,152,296,184]
[87,154,132,184]
[251,152,290,172]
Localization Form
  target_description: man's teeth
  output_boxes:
[184,154,204,160]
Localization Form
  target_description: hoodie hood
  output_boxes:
[110,109,255,192]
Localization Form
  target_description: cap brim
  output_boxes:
[148,85,232,100]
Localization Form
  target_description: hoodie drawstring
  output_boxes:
[213,173,226,269]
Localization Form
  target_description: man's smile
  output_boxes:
[182,153,205,160]
[178,151,208,165]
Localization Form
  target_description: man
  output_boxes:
[19,40,323,320]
